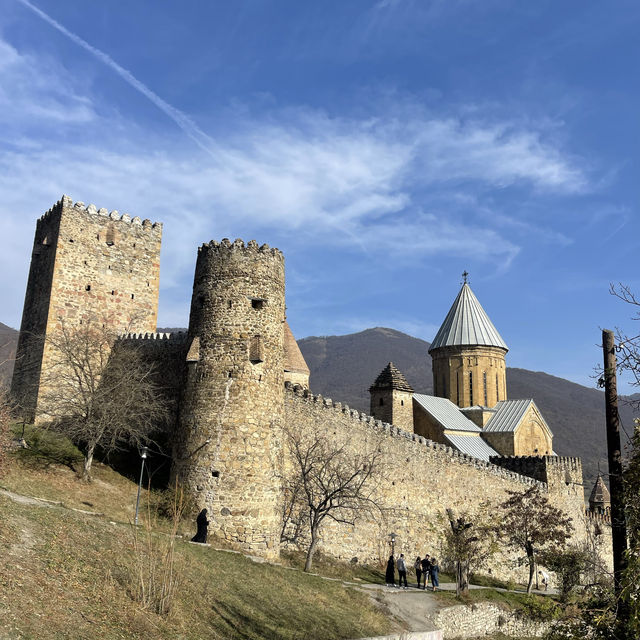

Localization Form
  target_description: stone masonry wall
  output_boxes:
[283,385,570,583]
[431,345,507,408]
[11,195,162,419]
[432,602,549,639]
[174,239,285,558]
[282,385,608,584]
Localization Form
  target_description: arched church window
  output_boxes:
[469,371,473,404]
[379,397,384,406]
[483,371,488,406]
[496,372,500,402]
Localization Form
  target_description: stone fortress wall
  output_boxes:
[12,198,612,580]
[172,239,286,558]
[11,196,162,420]
[283,384,602,581]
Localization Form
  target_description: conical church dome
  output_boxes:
[429,283,508,352]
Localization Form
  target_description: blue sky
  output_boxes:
[1,0,639,390]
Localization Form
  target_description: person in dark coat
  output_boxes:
[385,554,395,587]
[191,508,209,543]
[414,556,422,589]
[430,557,440,591]
[420,554,431,589]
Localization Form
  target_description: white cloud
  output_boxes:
[0,39,95,129]
[0,32,590,327]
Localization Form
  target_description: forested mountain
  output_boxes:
[298,327,638,489]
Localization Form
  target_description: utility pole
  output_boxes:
[602,329,628,613]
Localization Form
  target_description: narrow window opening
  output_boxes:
[251,298,265,310]
[483,371,488,406]
[42,235,49,246]
[111,290,115,296]
[227,371,233,378]
[85,285,91,291]
[249,335,264,363]
[69,238,74,243]
[212,470,220,478]
[228,300,233,309]
[131,294,134,299]
[147,282,150,287]
[456,373,460,406]
[496,373,500,402]
[84,260,87,266]
[379,398,384,406]
[133,243,136,248]
[108,265,111,270]
[443,375,447,399]
[400,399,404,406]
[469,371,473,404]
[105,225,116,246]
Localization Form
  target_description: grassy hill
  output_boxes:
[299,327,639,488]
[0,446,393,640]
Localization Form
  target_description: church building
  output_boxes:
[370,277,554,462]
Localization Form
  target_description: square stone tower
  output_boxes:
[11,195,162,420]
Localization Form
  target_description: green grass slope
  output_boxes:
[0,455,392,640]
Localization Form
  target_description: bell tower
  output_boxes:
[429,274,508,409]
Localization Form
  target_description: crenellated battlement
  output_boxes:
[198,238,284,260]
[121,331,189,342]
[38,194,162,230]
[489,454,583,487]
[285,382,544,488]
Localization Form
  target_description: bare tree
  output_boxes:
[497,486,573,593]
[445,507,497,596]
[38,320,167,481]
[282,422,387,572]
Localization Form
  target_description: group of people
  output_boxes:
[385,553,440,591]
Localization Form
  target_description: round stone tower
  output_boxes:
[174,238,285,558]
[429,277,508,409]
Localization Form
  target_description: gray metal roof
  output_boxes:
[413,394,481,432]
[443,432,499,462]
[429,283,508,352]
[483,398,534,433]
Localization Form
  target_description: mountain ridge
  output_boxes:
[298,327,638,489]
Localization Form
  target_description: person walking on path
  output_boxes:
[538,569,550,591]
[397,554,408,589]
[385,554,396,587]
[420,555,431,589]
[430,558,440,592]
[414,556,422,589]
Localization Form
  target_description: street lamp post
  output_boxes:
[389,532,397,557]
[134,446,149,526]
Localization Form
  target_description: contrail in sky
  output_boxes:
[16,0,217,157]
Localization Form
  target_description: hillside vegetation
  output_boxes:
[0,448,393,640]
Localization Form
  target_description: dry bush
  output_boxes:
[129,484,185,615]
[0,392,11,477]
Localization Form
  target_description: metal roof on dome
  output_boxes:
[429,282,508,352]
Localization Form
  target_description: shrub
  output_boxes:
[11,423,83,471]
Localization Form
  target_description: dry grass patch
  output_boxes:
[0,455,394,640]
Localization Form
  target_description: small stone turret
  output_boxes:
[173,238,285,558]
[589,474,611,515]
[369,362,414,432]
